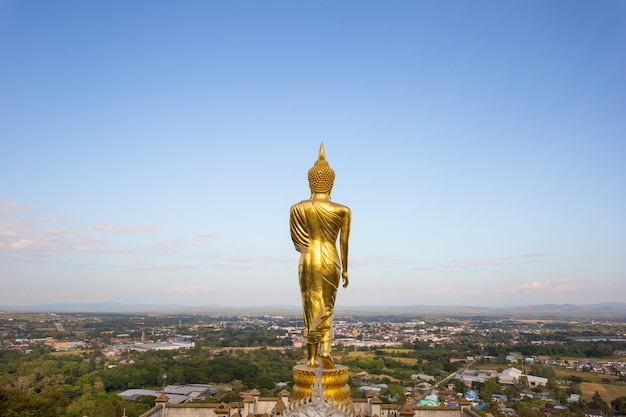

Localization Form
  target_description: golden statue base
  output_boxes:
[292,364,351,406]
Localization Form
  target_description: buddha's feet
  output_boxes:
[307,359,319,368]
[319,355,335,368]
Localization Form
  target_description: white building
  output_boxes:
[497,367,548,387]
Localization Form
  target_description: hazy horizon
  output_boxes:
[2,300,626,311]
[1,2,625,308]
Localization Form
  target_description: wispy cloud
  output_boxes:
[352,255,401,268]
[258,255,291,264]
[160,285,223,294]
[379,287,489,299]
[412,252,552,273]
[355,276,588,303]
[501,278,586,293]
[0,202,174,256]
[112,262,200,272]
[37,217,70,223]
[211,257,259,270]
[1,207,218,259]
[0,218,107,252]
[412,259,510,272]
[519,252,552,258]
[196,232,220,241]
[144,239,192,253]
[0,201,39,215]
[210,262,253,270]
[525,281,550,289]
[88,221,158,234]
[208,254,290,270]
[552,277,586,292]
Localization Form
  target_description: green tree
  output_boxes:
[529,365,556,379]
[385,384,407,405]
[504,383,521,400]
[611,396,626,416]
[552,387,568,405]
[568,382,582,396]
[590,391,609,415]
[62,393,126,417]
[253,375,275,390]
[517,407,545,417]
[0,386,70,417]
[519,375,530,390]
[569,375,583,384]
[39,388,71,416]
[478,378,500,402]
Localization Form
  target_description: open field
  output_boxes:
[552,367,618,384]
[377,348,414,353]
[209,346,289,353]
[338,350,420,365]
[464,362,626,402]
[335,350,370,360]
[580,382,626,402]
[48,350,84,357]
[388,357,419,365]
[466,363,507,371]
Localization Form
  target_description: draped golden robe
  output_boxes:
[290,201,344,344]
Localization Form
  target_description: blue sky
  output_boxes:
[1,1,625,307]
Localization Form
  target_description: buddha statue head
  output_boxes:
[308,143,335,195]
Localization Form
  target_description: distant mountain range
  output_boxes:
[1,301,626,318]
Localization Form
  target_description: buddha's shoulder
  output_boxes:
[328,201,350,211]
[291,200,350,212]
[291,200,311,208]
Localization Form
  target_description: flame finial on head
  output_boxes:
[318,142,326,160]
[308,143,335,194]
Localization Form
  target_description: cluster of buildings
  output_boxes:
[119,384,233,404]
[491,367,548,388]
[122,363,554,417]
[4,334,194,353]
[570,359,626,377]
[3,315,625,417]
[128,359,605,417]
[135,382,482,417]
[333,320,460,347]
[274,318,457,350]
[4,336,87,351]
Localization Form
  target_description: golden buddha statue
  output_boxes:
[289,143,351,369]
